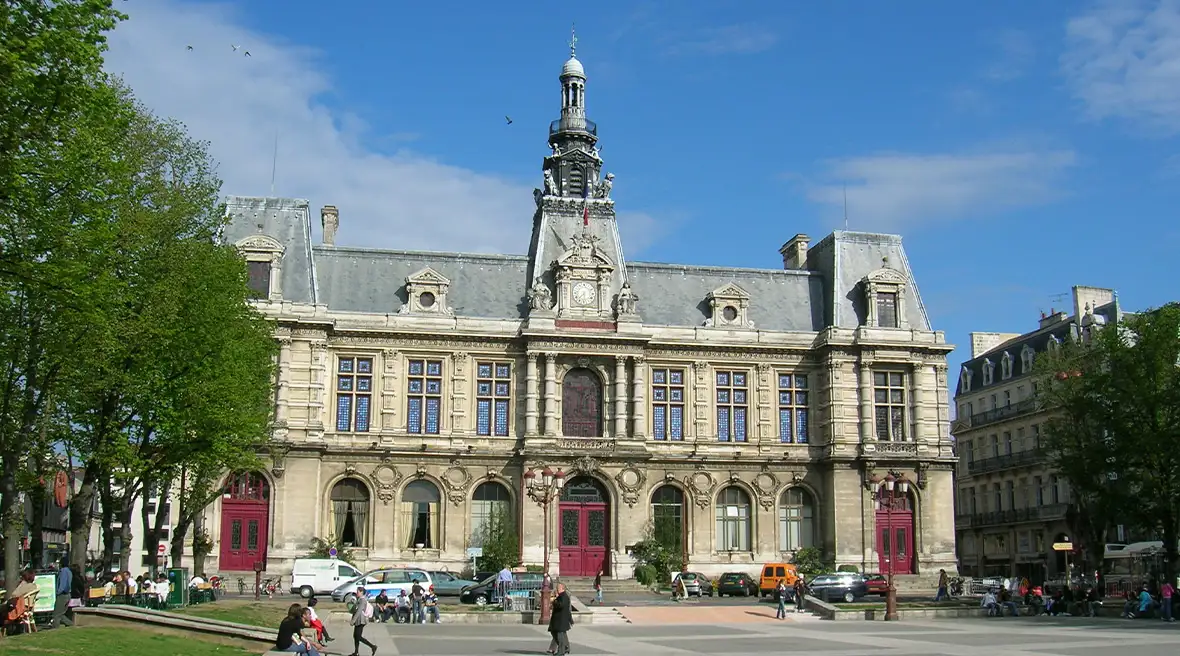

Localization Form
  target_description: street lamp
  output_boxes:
[525,465,566,624]
[875,473,911,622]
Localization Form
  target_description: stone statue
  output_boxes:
[543,169,557,196]
[592,172,614,199]
[616,281,638,316]
[528,280,553,311]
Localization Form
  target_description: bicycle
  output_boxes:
[237,577,248,596]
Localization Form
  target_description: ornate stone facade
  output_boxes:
[206,44,958,582]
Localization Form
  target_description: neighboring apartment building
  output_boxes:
[199,41,960,580]
[952,286,1122,583]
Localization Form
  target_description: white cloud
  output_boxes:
[1061,0,1180,135]
[664,24,778,56]
[103,1,662,255]
[802,150,1078,229]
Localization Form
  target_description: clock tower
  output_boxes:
[525,30,634,328]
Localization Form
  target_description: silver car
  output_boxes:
[674,572,713,597]
[330,568,433,605]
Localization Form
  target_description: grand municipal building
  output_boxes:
[212,41,958,581]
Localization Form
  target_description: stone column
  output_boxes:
[543,353,558,436]
[308,343,328,436]
[275,337,292,425]
[692,361,710,441]
[380,348,399,435]
[631,355,646,439]
[910,361,926,443]
[449,352,470,435]
[858,358,874,442]
[755,363,773,443]
[525,353,539,436]
[614,356,628,438]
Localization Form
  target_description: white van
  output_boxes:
[290,558,364,598]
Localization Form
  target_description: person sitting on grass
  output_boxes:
[274,603,320,655]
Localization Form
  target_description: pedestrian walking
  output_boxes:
[793,577,807,613]
[547,582,572,656]
[935,569,949,601]
[1161,580,1175,622]
[50,558,73,628]
[775,581,788,619]
[348,587,378,656]
[593,570,604,605]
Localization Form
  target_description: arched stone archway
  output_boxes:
[558,476,610,576]
[875,489,915,574]
[219,471,271,571]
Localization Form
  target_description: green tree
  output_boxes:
[306,537,356,565]
[473,506,519,574]
[1036,304,1180,580]
[790,546,828,578]
[629,518,684,585]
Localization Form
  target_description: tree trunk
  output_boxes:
[99,483,117,573]
[69,466,99,568]
[0,466,22,587]
[117,501,134,574]
[1164,515,1177,588]
[140,477,157,577]
[27,478,46,570]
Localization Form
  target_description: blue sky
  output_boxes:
[103,0,1179,379]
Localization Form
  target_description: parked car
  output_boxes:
[330,568,434,605]
[672,572,712,597]
[807,573,868,604]
[459,572,545,605]
[428,571,479,597]
[290,558,364,599]
[716,572,758,597]
[759,563,800,597]
[862,574,889,596]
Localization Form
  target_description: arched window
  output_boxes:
[330,478,370,547]
[470,482,511,546]
[715,486,751,552]
[651,485,685,552]
[562,368,602,437]
[223,472,269,503]
[401,481,441,549]
[779,488,816,551]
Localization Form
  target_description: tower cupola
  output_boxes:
[542,27,602,199]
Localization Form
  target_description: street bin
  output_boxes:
[167,567,190,607]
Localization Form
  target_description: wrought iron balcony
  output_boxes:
[968,398,1039,428]
[955,503,1071,529]
[966,448,1046,475]
[550,118,597,136]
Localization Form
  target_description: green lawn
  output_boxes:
[173,599,289,628]
[0,627,254,655]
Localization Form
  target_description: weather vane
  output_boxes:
[569,23,577,57]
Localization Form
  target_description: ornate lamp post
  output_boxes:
[875,473,910,622]
[525,465,566,624]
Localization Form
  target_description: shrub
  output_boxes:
[837,564,860,573]
[628,518,684,584]
[471,506,521,573]
[306,536,355,564]
[634,564,657,586]
[791,546,831,578]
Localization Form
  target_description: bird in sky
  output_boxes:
[244,51,252,57]
[231,44,240,51]
[186,45,193,51]
[505,116,513,125]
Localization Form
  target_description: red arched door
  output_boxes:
[559,477,609,577]
[875,491,914,574]
[219,472,270,571]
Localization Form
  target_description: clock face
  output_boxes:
[572,282,596,306]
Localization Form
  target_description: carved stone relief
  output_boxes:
[753,471,779,510]
[572,455,600,476]
[371,463,404,505]
[442,465,474,506]
[685,470,716,509]
[614,465,646,508]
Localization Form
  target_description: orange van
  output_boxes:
[758,563,799,596]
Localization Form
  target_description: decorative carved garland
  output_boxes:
[753,471,779,510]
[685,470,716,509]
[613,465,646,508]
[371,462,403,506]
[442,465,474,506]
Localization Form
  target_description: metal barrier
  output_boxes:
[497,578,544,611]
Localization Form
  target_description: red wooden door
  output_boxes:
[218,472,271,571]
[558,502,609,576]
[876,514,913,575]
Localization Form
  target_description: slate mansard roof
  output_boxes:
[223,194,935,334]
[955,298,1121,396]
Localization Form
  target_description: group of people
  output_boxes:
[275,598,335,656]
[773,578,808,619]
[369,584,442,624]
[980,579,1177,620]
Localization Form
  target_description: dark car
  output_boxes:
[428,571,479,597]
[863,574,888,596]
[716,572,758,597]
[459,572,545,605]
[808,573,868,604]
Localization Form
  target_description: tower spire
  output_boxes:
[543,28,600,199]
[569,23,577,57]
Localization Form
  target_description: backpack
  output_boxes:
[362,599,374,619]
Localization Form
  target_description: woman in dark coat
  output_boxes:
[547,583,573,656]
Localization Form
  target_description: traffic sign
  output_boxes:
[158,544,166,555]
[1052,542,1074,551]
[328,547,338,558]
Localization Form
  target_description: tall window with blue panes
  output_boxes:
[651,368,685,440]
[778,373,809,443]
[407,359,443,434]
[336,356,373,432]
[715,370,748,442]
[476,362,511,436]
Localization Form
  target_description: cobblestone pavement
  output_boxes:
[323,615,1180,655]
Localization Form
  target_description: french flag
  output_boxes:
[582,181,590,226]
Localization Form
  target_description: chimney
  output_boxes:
[1039,308,1068,329]
[779,234,811,270]
[321,205,339,246]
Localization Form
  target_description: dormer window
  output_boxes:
[1021,345,1035,372]
[959,366,973,393]
[861,262,908,329]
[705,283,753,328]
[1000,352,1013,380]
[982,359,995,386]
[235,234,285,301]
[398,267,454,316]
[1047,335,1061,353]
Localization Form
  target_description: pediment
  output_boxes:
[864,267,907,285]
[235,234,284,253]
[707,282,750,300]
[555,233,614,268]
[405,266,451,287]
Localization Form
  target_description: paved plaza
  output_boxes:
[324,615,1180,655]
